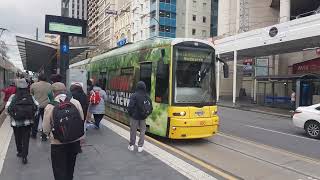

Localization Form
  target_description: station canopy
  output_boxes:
[16,36,91,73]
[215,13,320,60]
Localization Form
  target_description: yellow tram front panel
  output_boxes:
[168,106,219,139]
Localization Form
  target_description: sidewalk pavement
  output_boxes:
[0,117,224,180]
[217,100,292,118]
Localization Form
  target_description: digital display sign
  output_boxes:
[45,15,87,37]
[177,49,210,62]
[49,22,82,35]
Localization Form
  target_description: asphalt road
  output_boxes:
[218,106,320,160]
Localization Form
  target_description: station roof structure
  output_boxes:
[215,14,320,60]
[16,36,92,73]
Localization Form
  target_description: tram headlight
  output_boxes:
[212,110,217,115]
[173,111,186,116]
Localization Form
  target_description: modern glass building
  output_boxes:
[210,0,218,36]
[150,0,177,38]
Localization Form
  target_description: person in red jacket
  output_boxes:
[2,82,17,105]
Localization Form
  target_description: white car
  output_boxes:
[293,104,320,139]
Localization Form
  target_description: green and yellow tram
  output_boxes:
[71,38,221,139]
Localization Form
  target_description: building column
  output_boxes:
[216,54,220,103]
[280,0,291,23]
[233,50,237,106]
[253,78,257,103]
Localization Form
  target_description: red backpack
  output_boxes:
[89,90,101,105]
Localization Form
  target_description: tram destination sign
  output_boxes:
[177,50,210,62]
[45,15,87,37]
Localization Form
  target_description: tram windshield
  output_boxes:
[173,47,215,105]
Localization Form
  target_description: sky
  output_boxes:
[0,0,60,70]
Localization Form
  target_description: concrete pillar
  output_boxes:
[216,55,220,102]
[233,51,237,106]
[253,78,257,103]
[296,80,300,108]
[280,0,291,23]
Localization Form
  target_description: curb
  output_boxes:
[218,104,291,118]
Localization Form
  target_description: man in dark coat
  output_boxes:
[127,81,152,153]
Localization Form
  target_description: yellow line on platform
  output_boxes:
[218,132,320,165]
[107,118,240,180]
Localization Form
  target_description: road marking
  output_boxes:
[101,118,234,180]
[245,124,319,142]
[218,132,320,165]
[0,117,13,174]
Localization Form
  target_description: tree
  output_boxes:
[0,40,9,60]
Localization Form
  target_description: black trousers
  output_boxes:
[32,108,45,135]
[51,141,81,180]
[93,114,104,127]
[13,125,31,158]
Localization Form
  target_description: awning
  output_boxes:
[16,36,57,72]
[215,14,320,60]
[16,36,92,73]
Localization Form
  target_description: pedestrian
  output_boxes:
[1,81,17,110]
[127,81,153,152]
[70,83,88,120]
[88,82,107,129]
[291,89,296,111]
[6,78,38,164]
[30,74,52,140]
[42,82,84,180]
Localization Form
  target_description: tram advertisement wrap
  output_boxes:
[90,41,171,137]
[105,90,132,112]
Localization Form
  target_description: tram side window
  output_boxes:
[140,63,152,95]
[155,62,169,104]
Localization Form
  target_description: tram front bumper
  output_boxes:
[168,117,219,139]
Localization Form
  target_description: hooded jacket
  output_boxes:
[128,81,151,120]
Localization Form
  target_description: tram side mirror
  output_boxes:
[223,63,229,78]
[217,57,229,78]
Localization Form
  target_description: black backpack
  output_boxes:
[137,95,153,119]
[51,97,84,143]
[8,94,37,121]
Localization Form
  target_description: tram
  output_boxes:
[70,38,227,139]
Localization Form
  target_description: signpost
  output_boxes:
[45,15,87,83]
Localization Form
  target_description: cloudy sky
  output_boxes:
[0,0,60,70]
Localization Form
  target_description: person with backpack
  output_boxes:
[88,82,107,129]
[42,82,84,180]
[127,81,153,153]
[6,78,38,164]
[30,74,52,140]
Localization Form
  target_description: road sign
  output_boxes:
[61,43,69,54]
[117,38,127,47]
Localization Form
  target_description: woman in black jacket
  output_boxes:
[70,84,88,120]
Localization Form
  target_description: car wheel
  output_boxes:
[305,121,320,139]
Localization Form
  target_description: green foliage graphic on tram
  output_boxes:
[89,39,172,137]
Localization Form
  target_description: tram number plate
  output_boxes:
[200,121,206,126]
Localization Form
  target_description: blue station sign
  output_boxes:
[117,38,127,47]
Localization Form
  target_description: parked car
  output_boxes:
[292,104,320,139]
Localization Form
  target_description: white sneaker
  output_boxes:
[138,146,144,153]
[128,145,134,151]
